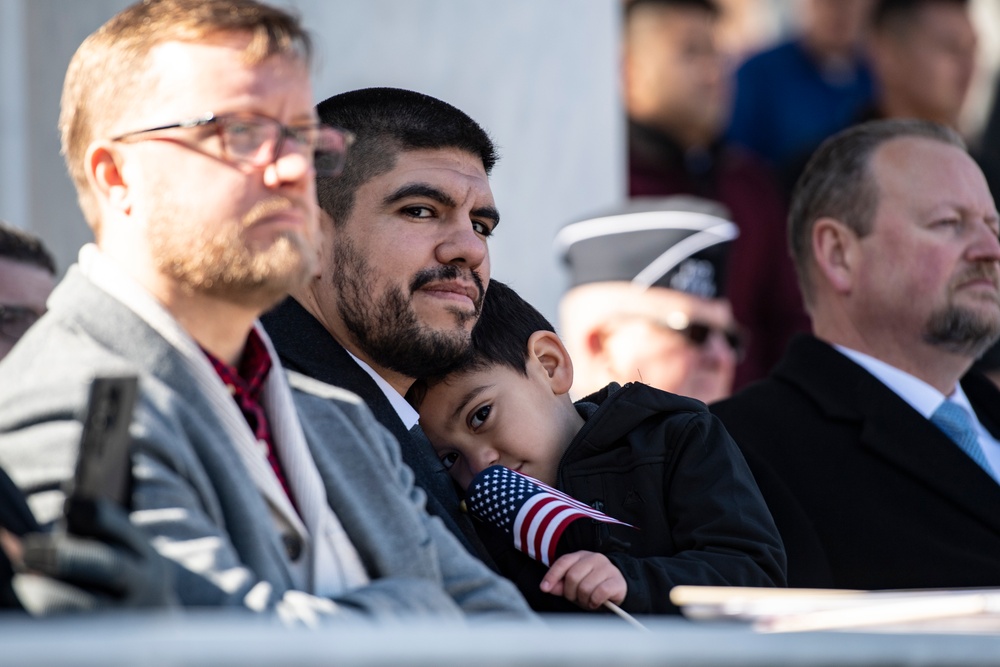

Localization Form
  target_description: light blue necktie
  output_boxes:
[930,401,994,477]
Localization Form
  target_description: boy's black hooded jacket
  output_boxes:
[477,382,787,614]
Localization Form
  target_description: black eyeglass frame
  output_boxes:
[109,111,355,178]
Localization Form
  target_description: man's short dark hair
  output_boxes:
[788,119,964,306]
[407,281,554,409]
[625,0,721,19]
[872,0,969,33]
[0,222,56,275]
[314,87,498,225]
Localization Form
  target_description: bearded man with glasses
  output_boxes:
[557,197,743,404]
[0,0,531,623]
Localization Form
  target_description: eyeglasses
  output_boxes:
[111,112,354,178]
[616,312,746,358]
[0,305,42,343]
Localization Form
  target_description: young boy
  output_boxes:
[409,280,786,615]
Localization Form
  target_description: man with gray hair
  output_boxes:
[557,197,742,404]
[712,119,1000,589]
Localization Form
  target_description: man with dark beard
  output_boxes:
[711,119,1000,590]
[0,1,531,621]
[262,88,503,568]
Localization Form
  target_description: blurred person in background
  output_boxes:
[971,80,1000,385]
[0,222,56,361]
[557,198,741,404]
[623,0,808,389]
[977,74,1000,201]
[727,0,875,192]
[865,0,976,128]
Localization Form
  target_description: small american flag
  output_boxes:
[465,465,633,566]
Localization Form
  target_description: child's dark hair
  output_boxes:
[467,279,556,375]
[407,280,556,408]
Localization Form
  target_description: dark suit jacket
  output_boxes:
[261,298,498,571]
[1,466,37,609]
[711,334,1000,590]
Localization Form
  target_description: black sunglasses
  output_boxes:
[673,321,744,354]
[615,313,746,358]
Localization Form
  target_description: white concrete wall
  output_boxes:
[0,0,29,232]
[0,0,135,274]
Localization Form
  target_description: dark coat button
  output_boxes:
[283,533,303,561]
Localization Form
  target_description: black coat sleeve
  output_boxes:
[559,408,787,615]
[0,465,39,610]
[609,412,787,613]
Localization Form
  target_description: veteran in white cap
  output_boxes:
[556,196,741,404]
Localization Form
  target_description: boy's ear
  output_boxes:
[527,330,574,396]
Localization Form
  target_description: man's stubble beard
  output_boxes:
[148,197,317,311]
[331,235,484,380]
[923,265,1000,359]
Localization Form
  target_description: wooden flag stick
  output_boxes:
[604,600,649,631]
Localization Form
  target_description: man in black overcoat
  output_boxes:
[712,118,1000,589]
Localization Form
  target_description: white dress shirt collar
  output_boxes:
[835,344,1000,481]
[345,350,420,430]
[834,345,950,418]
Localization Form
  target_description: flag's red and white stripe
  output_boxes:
[509,469,631,565]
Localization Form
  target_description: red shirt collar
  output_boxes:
[202,328,273,401]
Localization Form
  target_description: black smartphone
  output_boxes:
[65,375,138,530]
